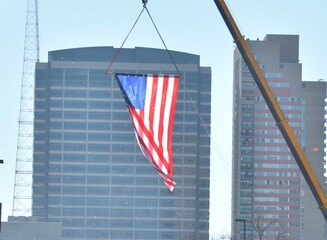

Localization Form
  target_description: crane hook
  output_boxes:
[142,0,148,7]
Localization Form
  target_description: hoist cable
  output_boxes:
[106,7,145,75]
[143,6,182,77]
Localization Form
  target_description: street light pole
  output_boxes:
[235,218,246,240]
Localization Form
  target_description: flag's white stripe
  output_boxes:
[162,76,175,163]
[144,75,152,130]
[133,109,140,131]
[153,76,164,146]
[150,76,162,171]
[143,77,152,152]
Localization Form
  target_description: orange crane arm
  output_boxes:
[213,0,327,221]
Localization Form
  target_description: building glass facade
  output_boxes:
[232,35,326,240]
[32,47,211,239]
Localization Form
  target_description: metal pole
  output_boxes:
[235,218,246,240]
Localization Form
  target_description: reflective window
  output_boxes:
[87,165,110,173]
[87,198,110,206]
[62,230,84,238]
[86,230,109,238]
[48,186,61,194]
[135,188,158,196]
[111,187,134,195]
[35,112,47,120]
[111,198,134,206]
[50,111,62,119]
[49,143,61,151]
[89,90,111,98]
[86,219,109,227]
[63,143,86,151]
[63,187,85,194]
[64,122,87,130]
[63,154,86,162]
[88,133,110,141]
[89,80,110,87]
[88,101,111,109]
[35,100,47,109]
[50,89,63,97]
[34,144,45,152]
[88,155,110,163]
[112,112,129,120]
[64,111,87,119]
[88,122,110,130]
[112,166,134,174]
[64,100,87,108]
[48,208,61,216]
[135,199,158,207]
[111,220,133,228]
[50,100,63,108]
[49,132,62,140]
[135,209,157,217]
[49,121,62,129]
[112,122,131,131]
[49,164,61,172]
[63,176,85,184]
[110,230,133,239]
[112,144,134,152]
[88,144,110,152]
[48,197,61,204]
[48,176,61,184]
[63,165,86,173]
[112,133,135,142]
[65,90,87,98]
[89,112,111,120]
[62,219,85,227]
[86,208,109,217]
[135,221,157,228]
[87,187,110,195]
[62,197,85,205]
[64,132,86,140]
[62,208,85,216]
[111,155,134,163]
[111,209,133,217]
[87,176,110,184]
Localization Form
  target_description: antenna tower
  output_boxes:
[12,0,39,216]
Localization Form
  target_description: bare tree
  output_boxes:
[250,213,288,240]
[211,232,234,240]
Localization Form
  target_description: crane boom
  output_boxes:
[213,0,327,221]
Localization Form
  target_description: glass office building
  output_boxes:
[232,35,327,240]
[32,47,211,239]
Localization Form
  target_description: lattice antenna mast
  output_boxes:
[12,0,39,216]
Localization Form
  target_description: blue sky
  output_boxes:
[0,0,326,237]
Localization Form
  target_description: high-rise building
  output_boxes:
[232,34,326,240]
[32,47,211,239]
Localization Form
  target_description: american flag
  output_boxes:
[115,74,179,191]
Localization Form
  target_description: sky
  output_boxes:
[0,0,327,237]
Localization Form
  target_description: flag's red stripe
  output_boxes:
[148,76,157,137]
[139,109,144,141]
[148,76,158,168]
